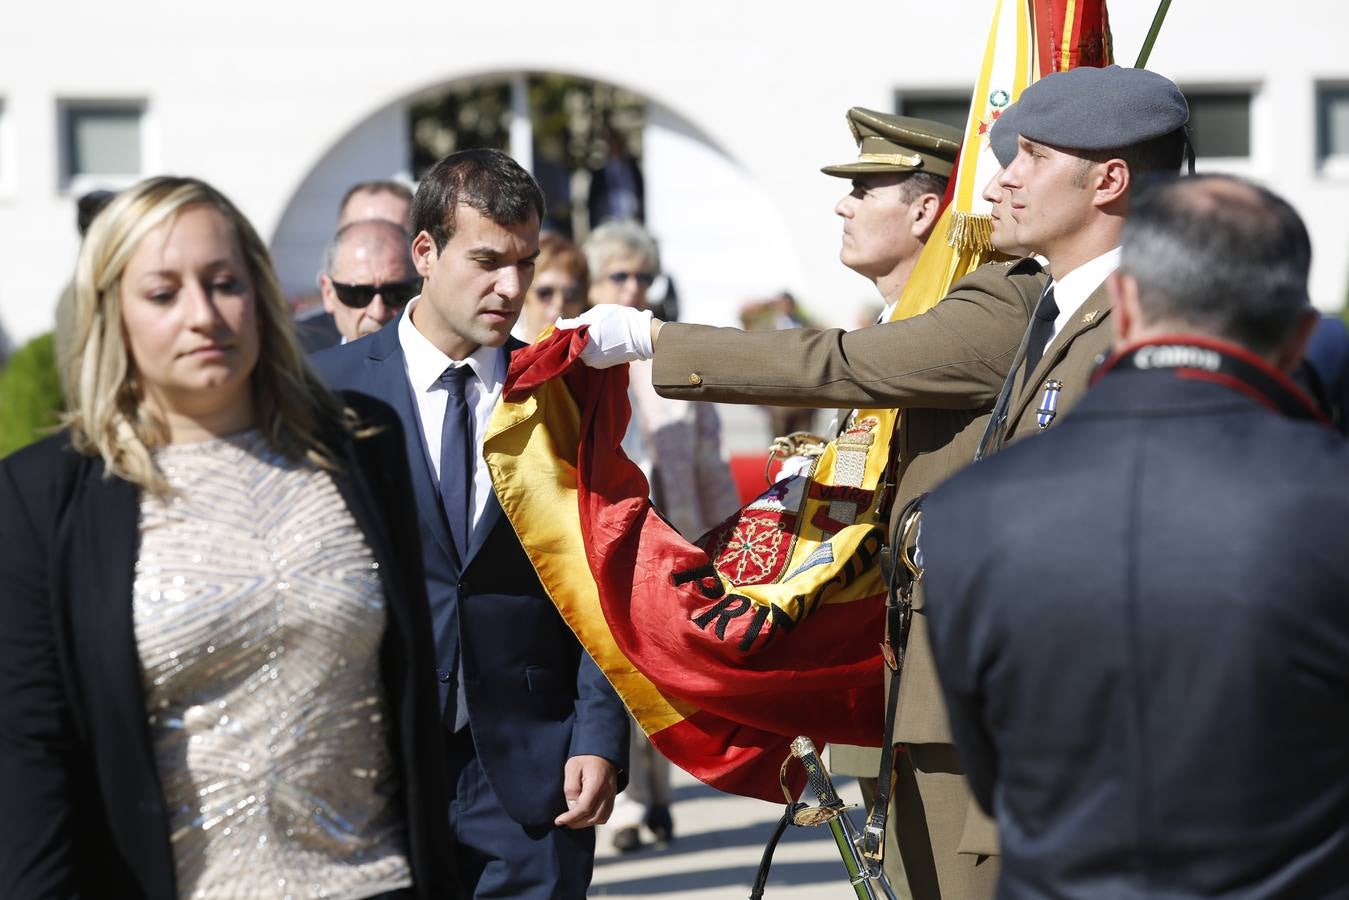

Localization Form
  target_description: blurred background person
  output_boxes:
[587,126,645,228]
[318,218,419,344]
[0,176,456,899]
[337,179,415,231]
[584,220,739,853]
[299,179,416,352]
[512,231,588,344]
[739,290,819,441]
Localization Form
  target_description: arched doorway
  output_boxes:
[267,71,805,332]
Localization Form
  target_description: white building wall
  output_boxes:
[643,104,808,328]
[269,103,410,300]
[3,0,1348,351]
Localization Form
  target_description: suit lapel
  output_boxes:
[1009,282,1113,425]
[365,327,460,570]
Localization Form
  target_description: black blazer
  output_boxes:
[0,395,458,899]
[313,327,630,827]
[923,367,1349,898]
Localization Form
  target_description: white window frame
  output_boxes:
[57,97,151,194]
[1181,83,1260,178]
[1316,81,1349,179]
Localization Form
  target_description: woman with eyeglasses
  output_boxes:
[512,231,588,344]
[0,176,458,899]
[581,221,741,854]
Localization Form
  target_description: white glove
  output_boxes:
[556,305,656,368]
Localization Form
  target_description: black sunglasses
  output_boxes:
[606,271,656,288]
[331,278,420,309]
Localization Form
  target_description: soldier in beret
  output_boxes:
[562,66,1188,900]
[978,65,1189,455]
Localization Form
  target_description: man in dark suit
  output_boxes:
[922,174,1349,898]
[313,148,629,900]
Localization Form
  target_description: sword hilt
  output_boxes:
[790,737,842,808]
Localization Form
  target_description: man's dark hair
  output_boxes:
[1074,127,1188,188]
[76,190,116,237]
[897,171,949,205]
[411,149,546,251]
[338,179,414,217]
[1121,174,1311,355]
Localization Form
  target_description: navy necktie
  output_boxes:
[1021,282,1059,386]
[439,364,475,559]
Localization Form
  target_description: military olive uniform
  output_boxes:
[654,258,1049,899]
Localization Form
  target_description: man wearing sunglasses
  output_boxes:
[318,218,420,343]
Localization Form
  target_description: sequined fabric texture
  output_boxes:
[133,432,412,899]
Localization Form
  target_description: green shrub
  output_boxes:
[0,332,65,457]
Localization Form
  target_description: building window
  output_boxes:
[60,101,144,188]
[0,100,7,189]
[1317,84,1349,170]
[894,92,972,132]
[1184,91,1252,159]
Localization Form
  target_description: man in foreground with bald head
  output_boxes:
[319,218,420,344]
[923,174,1349,898]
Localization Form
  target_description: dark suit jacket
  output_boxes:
[295,311,342,354]
[0,396,457,899]
[922,365,1349,898]
[312,324,629,827]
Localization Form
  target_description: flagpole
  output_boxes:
[1134,0,1172,68]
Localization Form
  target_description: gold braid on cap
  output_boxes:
[856,152,923,167]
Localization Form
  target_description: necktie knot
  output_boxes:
[1035,283,1059,322]
[440,363,473,397]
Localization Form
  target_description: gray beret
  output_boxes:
[1015,65,1189,151]
[989,102,1020,167]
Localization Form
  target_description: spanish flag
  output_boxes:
[486,0,1115,802]
[486,328,884,802]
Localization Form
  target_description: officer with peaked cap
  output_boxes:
[822,108,962,321]
[559,65,1188,900]
[815,108,961,899]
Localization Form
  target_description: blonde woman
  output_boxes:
[0,176,458,899]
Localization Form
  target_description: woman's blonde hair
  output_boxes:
[66,175,347,494]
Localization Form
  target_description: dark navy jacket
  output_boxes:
[922,364,1349,899]
[313,323,629,826]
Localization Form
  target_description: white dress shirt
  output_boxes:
[1047,246,1121,344]
[397,297,505,529]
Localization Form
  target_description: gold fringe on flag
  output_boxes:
[945,211,995,254]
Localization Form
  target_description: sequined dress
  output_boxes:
[133,431,412,900]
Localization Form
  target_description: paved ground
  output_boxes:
[590,766,872,899]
